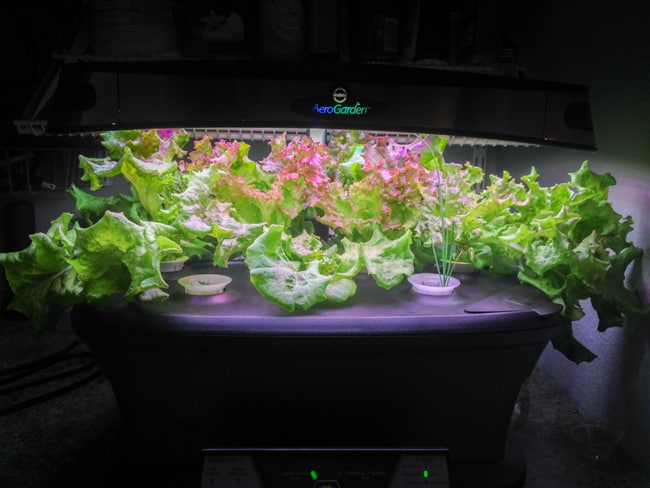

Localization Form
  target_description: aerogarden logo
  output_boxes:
[290,86,384,119]
[332,86,347,103]
[311,101,370,116]
[310,87,371,116]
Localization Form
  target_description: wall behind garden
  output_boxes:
[495,1,650,470]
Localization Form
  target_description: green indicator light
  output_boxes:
[310,470,318,480]
[423,469,429,478]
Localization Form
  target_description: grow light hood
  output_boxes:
[22,59,596,149]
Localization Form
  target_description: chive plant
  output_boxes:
[431,162,458,286]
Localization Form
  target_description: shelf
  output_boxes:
[0,145,103,194]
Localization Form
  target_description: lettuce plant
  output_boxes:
[0,128,646,363]
[461,163,648,361]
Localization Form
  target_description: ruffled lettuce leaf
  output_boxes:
[120,146,179,221]
[68,211,178,299]
[246,226,366,311]
[319,135,445,241]
[261,134,334,220]
[246,225,342,312]
[78,155,122,191]
[171,163,267,265]
[210,220,267,268]
[0,213,81,329]
[80,129,189,192]
[101,128,189,162]
[0,211,181,328]
[69,184,148,225]
[183,136,268,185]
[360,226,414,289]
[245,224,412,312]
[593,245,647,330]
[464,161,648,362]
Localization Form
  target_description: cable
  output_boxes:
[0,360,97,395]
[0,339,104,417]
[0,339,81,377]
[0,369,103,417]
[0,352,93,388]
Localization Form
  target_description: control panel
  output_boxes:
[200,448,449,487]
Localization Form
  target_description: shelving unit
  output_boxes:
[1,0,531,196]
[1,145,104,195]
